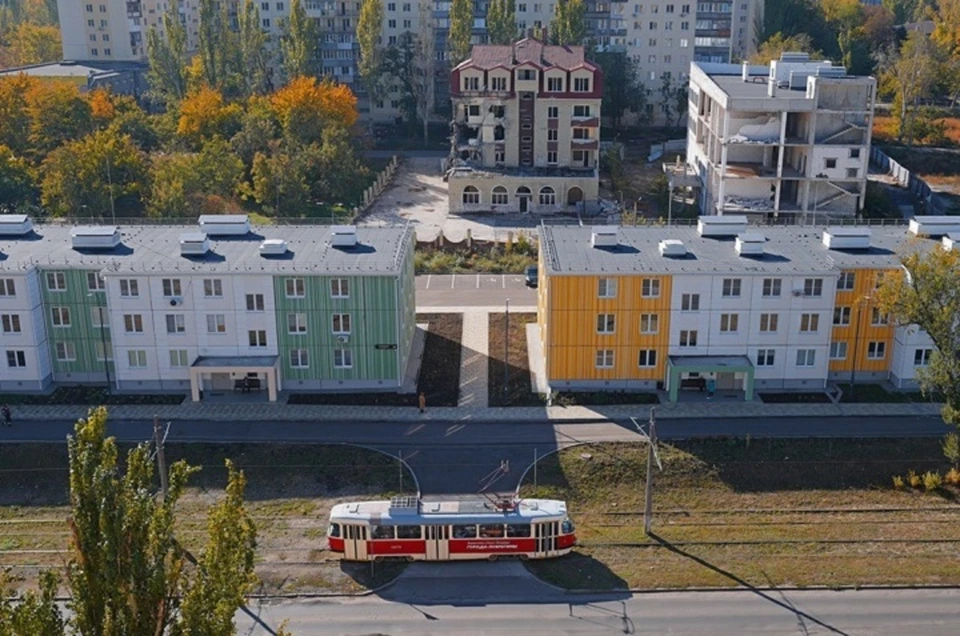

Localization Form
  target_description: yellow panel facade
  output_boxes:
[829,268,897,374]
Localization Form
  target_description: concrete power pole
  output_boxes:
[153,416,168,499]
[632,408,663,536]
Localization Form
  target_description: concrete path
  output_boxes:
[457,311,489,408]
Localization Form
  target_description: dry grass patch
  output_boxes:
[488,312,542,406]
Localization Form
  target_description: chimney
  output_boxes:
[741,61,749,82]
[527,27,534,39]
[767,77,776,97]
[541,26,548,43]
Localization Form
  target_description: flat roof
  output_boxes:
[329,498,566,525]
[0,223,413,275]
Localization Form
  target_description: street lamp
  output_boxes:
[88,290,111,394]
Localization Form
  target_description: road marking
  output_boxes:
[451,274,456,288]
[476,274,480,289]
[426,274,431,289]
[502,275,506,289]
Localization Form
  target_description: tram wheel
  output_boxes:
[405,556,416,563]
[488,555,499,562]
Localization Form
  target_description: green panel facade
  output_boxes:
[39,269,113,380]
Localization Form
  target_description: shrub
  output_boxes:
[923,471,943,492]
[908,470,922,489]
[892,474,905,490]
[945,467,960,486]
[942,433,960,470]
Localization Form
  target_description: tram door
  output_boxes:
[425,525,449,561]
[535,521,559,557]
[343,524,368,560]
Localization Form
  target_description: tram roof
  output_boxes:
[329,498,567,525]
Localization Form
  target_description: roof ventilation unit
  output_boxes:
[591,226,618,248]
[179,232,210,256]
[697,215,748,237]
[822,227,871,250]
[71,226,121,250]
[259,238,288,256]
[331,225,358,248]
[735,232,766,256]
[909,216,960,237]
[0,214,33,236]
[198,214,250,236]
[943,233,960,251]
[658,239,687,257]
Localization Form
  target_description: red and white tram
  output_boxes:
[327,496,576,561]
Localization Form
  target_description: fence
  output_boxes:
[355,155,400,217]
[648,139,686,162]
[870,147,948,215]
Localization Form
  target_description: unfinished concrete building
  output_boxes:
[446,34,603,214]
[685,53,876,219]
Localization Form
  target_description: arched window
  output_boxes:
[516,186,532,196]
[539,186,556,206]
[567,186,584,206]
[492,186,509,206]
[462,185,480,205]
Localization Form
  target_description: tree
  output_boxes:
[595,52,648,132]
[197,0,241,91]
[550,0,586,45]
[176,86,243,147]
[281,0,318,81]
[876,245,960,431]
[309,125,371,204]
[357,0,384,99]
[659,72,687,129]
[271,76,359,145]
[146,0,189,104]
[0,144,37,207]
[238,0,272,95]
[414,4,437,143]
[486,0,517,45]
[1,22,60,66]
[0,571,64,636]
[0,74,34,155]
[245,146,311,213]
[25,81,93,158]
[231,96,279,166]
[883,31,938,145]
[885,0,922,25]
[447,0,473,66]
[382,33,419,130]
[749,32,819,64]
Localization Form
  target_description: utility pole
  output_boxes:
[503,298,510,401]
[153,416,168,499]
[633,408,662,536]
[106,153,116,225]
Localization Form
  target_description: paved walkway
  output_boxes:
[458,310,489,408]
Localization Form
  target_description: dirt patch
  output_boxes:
[488,312,542,407]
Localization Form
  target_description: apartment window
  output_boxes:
[206,314,226,334]
[756,349,775,366]
[332,313,351,334]
[6,350,26,368]
[803,278,823,297]
[464,76,480,90]
[495,150,505,163]
[598,278,617,298]
[387,19,396,27]
[463,186,481,204]
[246,293,265,311]
[491,76,507,91]
[597,314,616,334]
[573,128,590,140]
[95,341,111,362]
[203,279,223,298]
[547,151,558,165]
[825,158,837,169]
[162,278,182,297]
[796,349,816,367]
[800,313,820,333]
[55,342,76,362]
[914,348,933,367]
[0,279,14,296]
[539,187,555,205]
[837,271,855,291]
[833,307,851,326]
[871,308,889,326]
[285,278,305,298]
[595,349,614,368]
[639,314,659,334]
[87,272,105,291]
[1,314,21,334]
[850,148,861,159]
[127,350,148,368]
[288,312,307,334]
[290,349,309,368]
[759,313,778,332]
[681,293,699,311]
[641,278,660,298]
[573,77,590,92]
[846,168,858,178]
[119,279,139,297]
[122,313,143,333]
[867,341,887,359]
[334,348,353,368]
[103,48,110,56]
[721,278,741,297]
[759,278,781,298]
[638,350,657,368]
[573,105,591,117]
[169,350,189,367]
[547,106,559,118]
[467,104,480,117]
[165,314,185,334]
[248,330,268,347]
[91,306,107,328]
[86,3,93,10]
[98,3,106,10]
[719,313,739,332]
[492,187,508,205]
[518,69,535,80]
[46,272,66,291]
[829,341,848,360]
[547,128,558,141]
[679,330,698,347]
[51,307,71,328]
[331,278,349,298]
[547,77,563,91]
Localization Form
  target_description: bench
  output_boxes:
[233,378,263,393]
[680,377,706,391]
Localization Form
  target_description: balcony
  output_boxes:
[572,138,599,150]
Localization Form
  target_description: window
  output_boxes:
[721,278,741,297]
[871,308,889,326]
[462,186,480,204]
[6,350,26,368]
[800,313,820,333]
[837,271,855,291]
[796,349,816,367]
[597,314,615,334]
[833,307,851,326]
[162,278,182,297]
[288,312,307,334]
[464,76,479,90]
[547,151,558,165]
[829,341,848,360]
[641,278,660,298]
[573,128,590,140]
[169,350,189,367]
[679,330,698,347]
[518,69,535,80]
[538,187,555,206]
[491,76,507,91]
[371,525,394,540]
[331,278,349,298]
[825,158,837,169]
[598,278,617,298]
[467,104,480,117]
[290,349,309,368]
[850,148,861,159]
[639,314,659,334]
[638,349,657,367]
[547,128,558,141]
[249,330,267,347]
[0,279,14,296]
[55,342,76,362]
[803,278,823,297]
[719,313,739,332]
[547,77,563,91]
[165,314,185,334]
[595,349,614,368]
[246,294,265,311]
[332,313,351,334]
[759,313,778,332]
[334,348,353,368]
[206,314,226,334]
[1,314,21,334]
[491,186,508,205]
[119,279,139,297]
[573,77,590,92]
[87,272,105,291]
[285,278,305,298]
[681,293,699,311]
[495,150,505,163]
[46,272,66,291]
[756,349,775,366]
[914,348,933,367]
[507,524,531,537]
[203,279,223,298]
[127,350,148,368]
[846,168,858,178]
[90,306,107,328]
[547,106,559,118]
[124,314,143,333]
[867,341,886,359]
[453,524,477,538]
[573,105,591,117]
[396,525,421,539]
[51,307,71,328]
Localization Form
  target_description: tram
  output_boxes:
[327,496,576,561]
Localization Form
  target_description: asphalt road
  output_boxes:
[416,273,537,307]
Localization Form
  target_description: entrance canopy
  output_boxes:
[189,355,280,402]
[667,355,755,402]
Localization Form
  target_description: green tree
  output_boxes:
[414,1,436,142]
[1,22,61,66]
[749,32,819,63]
[357,0,384,99]
[486,0,517,45]
[196,135,245,198]
[595,51,648,132]
[550,0,585,45]
[883,0,921,24]
[238,0,272,95]
[231,96,279,166]
[146,0,188,104]
[197,0,235,89]
[310,124,370,204]
[25,81,93,158]
[447,0,473,66]
[281,0,318,81]
[659,72,687,129]
[0,144,37,207]
[245,146,311,213]
[883,31,938,145]
[382,32,419,130]
[0,571,64,636]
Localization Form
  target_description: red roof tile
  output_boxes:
[455,37,597,72]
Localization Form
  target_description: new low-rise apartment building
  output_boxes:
[0,215,415,401]
[536,217,952,401]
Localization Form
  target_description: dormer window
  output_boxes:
[574,77,590,92]
[464,76,479,90]
[491,76,507,91]
[547,76,563,91]
[518,69,535,80]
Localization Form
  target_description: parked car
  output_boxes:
[525,265,538,288]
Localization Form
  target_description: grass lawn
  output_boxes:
[1,386,185,406]
[837,383,937,404]
[521,439,960,590]
[0,443,414,594]
[488,312,543,407]
[287,313,462,407]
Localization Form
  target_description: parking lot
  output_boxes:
[416,274,537,308]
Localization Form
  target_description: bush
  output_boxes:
[908,470,922,489]
[945,467,960,486]
[923,471,943,492]
[892,474,905,490]
[942,433,960,469]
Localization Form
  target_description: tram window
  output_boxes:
[452,524,476,538]
[396,525,422,539]
[506,524,531,538]
[371,526,395,540]
[328,523,341,538]
[562,519,575,534]
[480,524,505,538]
